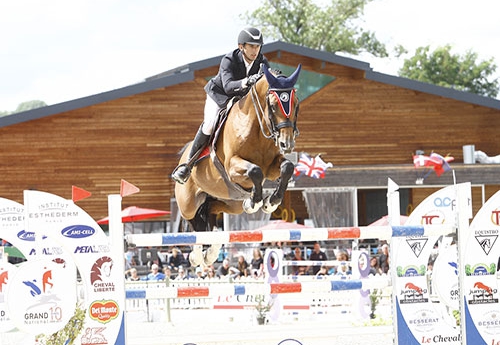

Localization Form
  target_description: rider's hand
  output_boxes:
[243,74,260,88]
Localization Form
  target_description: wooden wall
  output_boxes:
[1,49,500,221]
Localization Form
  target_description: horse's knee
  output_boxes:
[247,165,264,184]
[281,160,294,178]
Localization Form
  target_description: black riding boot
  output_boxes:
[171,126,210,184]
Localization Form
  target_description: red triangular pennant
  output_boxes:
[120,179,140,197]
[72,185,92,202]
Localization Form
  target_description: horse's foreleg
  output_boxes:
[262,159,294,214]
[228,157,264,214]
[242,164,264,213]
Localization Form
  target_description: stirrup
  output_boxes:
[171,164,191,184]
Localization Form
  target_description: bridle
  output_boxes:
[249,77,299,146]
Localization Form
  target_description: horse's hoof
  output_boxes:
[242,199,263,214]
[204,244,221,266]
[189,245,203,267]
[262,196,279,214]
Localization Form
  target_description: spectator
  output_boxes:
[194,266,205,279]
[236,255,249,278]
[309,242,328,275]
[316,265,328,277]
[125,267,141,281]
[216,259,240,279]
[206,267,216,280]
[250,248,264,278]
[168,248,184,273]
[370,256,382,275]
[379,244,390,274]
[143,263,165,281]
[290,247,306,276]
[163,266,173,280]
[335,250,351,276]
[175,266,188,280]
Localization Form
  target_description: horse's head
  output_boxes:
[260,64,301,154]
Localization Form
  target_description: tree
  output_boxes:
[399,45,499,98]
[15,100,47,113]
[243,0,388,57]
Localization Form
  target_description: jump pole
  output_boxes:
[126,225,454,247]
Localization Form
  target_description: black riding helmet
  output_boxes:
[238,27,263,46]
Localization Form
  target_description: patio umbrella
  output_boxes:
[97,206,170,225]
[368,215,409,226]
[253,219,311,231]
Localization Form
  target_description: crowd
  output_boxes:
[124,241,391,282]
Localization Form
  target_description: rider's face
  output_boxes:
[240,43,261,63]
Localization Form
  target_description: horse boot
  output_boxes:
[171,126,210,184]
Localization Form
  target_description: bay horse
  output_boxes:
[175,64,301,266]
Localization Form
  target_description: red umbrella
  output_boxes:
[97,206,170,225]
[254,220,311,231]
[368,215,408,226]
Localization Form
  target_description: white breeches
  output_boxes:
[202,95,223,135]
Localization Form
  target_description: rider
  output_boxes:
[171,27,270,184]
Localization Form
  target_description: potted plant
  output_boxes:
[254,294,272,325]
[369,288,382,319]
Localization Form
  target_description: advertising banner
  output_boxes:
[461,189,500,344]
[394,183,471,345]
[0,191,125,344]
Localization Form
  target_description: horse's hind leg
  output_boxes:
[262,159,294,214]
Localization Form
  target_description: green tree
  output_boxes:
[399,45,499,98]
[243,0,388,57]
[15,100,47,113]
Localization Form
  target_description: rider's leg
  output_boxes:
[171,96,220,184]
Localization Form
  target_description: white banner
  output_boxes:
[394,183,470,345]
[462,189,500,344]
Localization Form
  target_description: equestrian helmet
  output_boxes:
[238,27,263,46]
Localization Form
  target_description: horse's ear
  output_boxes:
[262,63,277,85]
[288,64,302,86]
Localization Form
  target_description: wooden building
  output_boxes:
[1,41,500,227]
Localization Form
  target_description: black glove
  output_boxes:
[246,74,260,87]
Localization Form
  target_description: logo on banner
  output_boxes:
[491,209,500,226]
[399,282,428,304]
[465,263,495,276]
[7,260,77,334]
[91,257,115,293]
[81,327,108,345]
[29,246,64,256]
[17,230,47,241]
[406,238,428,258]
[468,282,498,304]
[61,225,96,239]
[89,300,119,323]
[407,309,440,332]
[475,234,498,255]
[476,310,500,335]
[421,210,446,224]
[74,244,110,254]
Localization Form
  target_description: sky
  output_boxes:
[1,0,499,112]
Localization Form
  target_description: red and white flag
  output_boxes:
[294,153,333,179]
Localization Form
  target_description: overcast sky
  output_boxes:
[1,0,499,111]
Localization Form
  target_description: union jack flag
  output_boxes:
[294,153,333,179]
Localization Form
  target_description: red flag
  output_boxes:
[72,185,92,202]
[120,179,140,197]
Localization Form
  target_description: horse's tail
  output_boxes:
[177,142,190,156]
[187,196,216,232]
